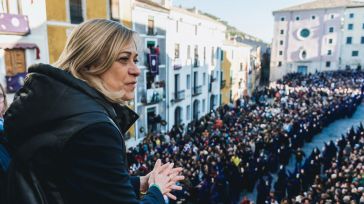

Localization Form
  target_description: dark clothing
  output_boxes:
[4,64,164,204]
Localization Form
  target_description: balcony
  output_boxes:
[172,90,185,103]
[0,13,30,35]
[220,80,226,89]
[192,85,202,96]
[211,76,217,83]
[140,88,164,105]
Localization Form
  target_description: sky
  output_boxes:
[171,0,316,43]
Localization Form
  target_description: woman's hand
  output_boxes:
[148,159,184,200]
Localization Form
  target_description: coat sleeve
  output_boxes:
[63,122,165,204]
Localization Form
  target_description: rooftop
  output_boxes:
[274,0,364,13]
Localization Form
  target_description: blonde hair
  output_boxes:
[54,19,137,103]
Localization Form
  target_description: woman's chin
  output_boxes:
[122,93,135,101]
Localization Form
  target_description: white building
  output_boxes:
[166,6,226,130]
[270,0,364,82]
[132,0,170,139]
[0,0,48,98]
[341,5,364,69]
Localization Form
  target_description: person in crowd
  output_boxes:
[4,19,184,203]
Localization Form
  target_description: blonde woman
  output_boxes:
[4,19,183,204]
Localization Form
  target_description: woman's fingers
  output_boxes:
[169,185,183,191]
[153,159,161,171]
[170,175,185,182]
[166,192,177,200]
[169,167,183,175]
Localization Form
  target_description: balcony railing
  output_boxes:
[172,90,185,102]
[192,85,202,96]
[0,13,30,35]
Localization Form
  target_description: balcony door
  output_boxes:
[193,100,199,120]
[174,106,182,126]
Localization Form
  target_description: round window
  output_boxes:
[300,29,310,38]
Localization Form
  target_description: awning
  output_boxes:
[0,43,40,59]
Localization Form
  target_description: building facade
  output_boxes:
[0,0,48,99]
[166,7,225,131]
[341,6,364,69]
[270,0,364,81]
[132,0,169,139]
[221,39,251,104]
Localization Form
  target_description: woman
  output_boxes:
[4,19,183,203]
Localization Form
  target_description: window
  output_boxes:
[346,37,352,44]
[4,49,26,76]
[296,16,300,21]
[279,40,283,45]
[300,50,307,59]
[326,61,331,67]
[147,16,154,35]
[186,105,190,120]
[203,47,206,62]
[195,25,198,35]
[279,50,283,56]
[1,0,23,14]
[329,27,334,33]
[280,17,285,21]
[203,73,206,85]
[280,29,284,35]
[174,43,180,59]
[352,50,359,57]
[240,63,243,71]
[211,47,215,65]
[361,36,364,44]
[278,61,282,67]
[328,38,333,44]
[186,74,190,89]
[70,0,84,24]
[362,23,364,29]
[202,99,206,112]
[194,45,199,67]
[176,20,179,32]
[349,13,354,18]
[110,0,119,21]
[311,15,316,20]
[328,50,332,55]
[187,45,191,59]
[330,14,335,19]
[300,28,310,38]
[348,24,354,30]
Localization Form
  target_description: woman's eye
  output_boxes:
[134,59,139,63]
[118,57,129,63]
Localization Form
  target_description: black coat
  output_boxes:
[4,64,164,204]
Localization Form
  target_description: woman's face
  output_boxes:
[100,42,140,101]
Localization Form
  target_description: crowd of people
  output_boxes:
[270,124,364,204]
[126,70,364,204]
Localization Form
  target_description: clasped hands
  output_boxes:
[140,159,184,200]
